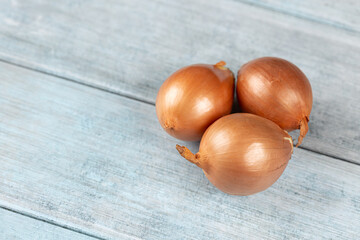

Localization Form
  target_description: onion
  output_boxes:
[176,113,293,195]
[156,61,234,141]
[236,57,313,146]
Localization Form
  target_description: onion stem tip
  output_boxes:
[215,61,227,70]
[296,117,309,147]
[176,144,200,166]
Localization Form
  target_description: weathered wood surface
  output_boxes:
[1,62,359,239]
[0,208,96,240]
[0,0,359,163]
[238,0,360,32]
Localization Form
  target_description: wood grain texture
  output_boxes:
[238,0,360,32]
[0,62,359,239]
[0,208,95,240]
[0,0,359,163]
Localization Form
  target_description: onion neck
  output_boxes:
[296,116,309,147]
[176,145,202,168]
[215,61,227,70]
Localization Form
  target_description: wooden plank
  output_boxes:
[0,0,359,163]
[0,62,359,239]
[0,208,96,240]
[238,0,360,32]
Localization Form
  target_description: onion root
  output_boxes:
[164,120,175,131]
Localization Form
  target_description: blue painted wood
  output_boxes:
[238,0,360,32]
[0,208,96,240]
[0,0,359,163]
[0,62,359,239]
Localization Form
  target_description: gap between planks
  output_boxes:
[0,59,154,107]
[1,58,358,167]
[0,205,106,240]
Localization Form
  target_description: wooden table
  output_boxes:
[1,1,359,239]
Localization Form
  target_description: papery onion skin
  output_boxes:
[176,113,293,196]
[236,57,313,146]
[156,61,234,141]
